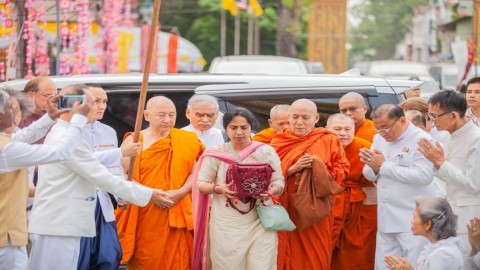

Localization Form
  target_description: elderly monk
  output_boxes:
[326,113,377,270]
[339,92,376,142]
[116,96,204,270]
[271,99,349,270]
[253,104,290,144]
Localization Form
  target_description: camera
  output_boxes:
[58,95,85,109]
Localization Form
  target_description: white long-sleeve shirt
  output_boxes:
[181,124,224,149]
[363,123,436,233]
[435,121,480,234]
[83,121,123,222]
[0,114,87,172]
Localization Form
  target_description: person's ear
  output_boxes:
[315,113,320,123]
[185,108,191,120]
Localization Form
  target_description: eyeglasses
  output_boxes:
[340,106,359,114]
[372,118,399,133]
[427,111,451,120]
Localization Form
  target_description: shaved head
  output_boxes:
[405,110,426,130]
[339,92,368,127]
[144,96,177,133]
[326,113,355,147]
[327,113,355,127]
[269,104,290,133]
[289,99,319,136]
[339,92,365,105]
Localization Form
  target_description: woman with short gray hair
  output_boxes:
[385,197,464,270]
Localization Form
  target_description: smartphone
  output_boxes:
[58,95,85,109]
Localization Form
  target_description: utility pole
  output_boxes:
[16,0,25,79]
[473,0,480,65]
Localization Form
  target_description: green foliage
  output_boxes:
[349,0,429,63]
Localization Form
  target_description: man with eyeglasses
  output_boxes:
[19,77,57,130]
[418,90,480,255]
[360,104,436,270]
[182,94,224,149]
[339,92,376,142]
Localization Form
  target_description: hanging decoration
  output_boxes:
[101,0,123,73]
[72,0,90,74]
[59,0,73,75]
[23,0,36,78]
[0,0,14,81]
[34,1,50,76]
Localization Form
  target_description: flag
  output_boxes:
[249,0,263,17]
[222,0,237,16]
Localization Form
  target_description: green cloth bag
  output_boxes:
[256,204,296,231]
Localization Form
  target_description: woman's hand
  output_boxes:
[385,256,413,270]
[214,182,237,199]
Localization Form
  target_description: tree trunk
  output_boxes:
[276,0,302,57]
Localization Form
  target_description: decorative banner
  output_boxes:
[167,34,178,73]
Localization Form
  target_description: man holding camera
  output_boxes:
[0,88,90,270]
[27,84,172,270]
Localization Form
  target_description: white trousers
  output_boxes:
[375,232,428,270]
[0,238,28,270]
[28,234,80,270]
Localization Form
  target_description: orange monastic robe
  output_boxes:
[355,119,376,142]
[331,137,377,270]
[115,129,204,270]
[271,128,349,270]
[252,127,275,144]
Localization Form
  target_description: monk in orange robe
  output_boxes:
[253,104,290,144]
[115,96,204,270]
[271,99,349,270]
[326,113,377,270]
[339,92,376,142]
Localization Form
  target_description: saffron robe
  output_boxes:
[355,119,376,142]
[271,128,349,270]
[115,129,203,270]
[331,137,377,270]
[252,127,275,144]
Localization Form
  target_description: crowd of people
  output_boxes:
[0,76,480,270]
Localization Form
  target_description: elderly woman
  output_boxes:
[193,107,285,270]
[385,197,464,270]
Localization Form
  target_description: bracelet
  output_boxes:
[212,184,221,194]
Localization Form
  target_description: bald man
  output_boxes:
[116,96,204,270]
[326,114,377,270]
[339,92,376,142]
[271,99,349,270]
[253,104,290,144]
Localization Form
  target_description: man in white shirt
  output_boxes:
[360,104,436,270]
[77,84,142,270]
[418,90,480,255]
[0,88,90,270]
[466,77,480,127]
[182,94,224,149]
[28,84,173,270]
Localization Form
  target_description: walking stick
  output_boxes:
[127,0,162,182]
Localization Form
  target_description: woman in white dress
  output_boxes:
[385,197,464,270]
[192,107,285,270]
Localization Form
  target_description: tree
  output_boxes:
[349,0,428,62]
[276,0,311,57]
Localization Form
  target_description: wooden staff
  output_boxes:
[127,0,162,180]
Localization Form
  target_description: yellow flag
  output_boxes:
[249,0,263,17]
[222,0,238,16]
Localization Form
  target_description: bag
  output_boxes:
[226,163,273,204]
[257,203,296,231]
[292,156,345,230]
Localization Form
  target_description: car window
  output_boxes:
[218,94,376,131]
[102,91,194,142]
